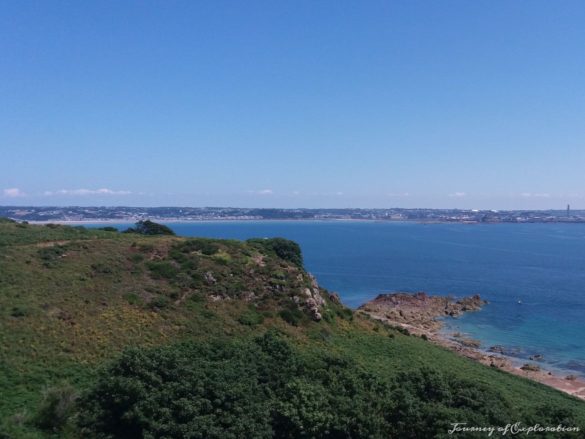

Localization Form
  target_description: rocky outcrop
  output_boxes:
[358,292,487,332]
[293,274,328,321]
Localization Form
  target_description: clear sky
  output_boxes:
[1,1,584,209]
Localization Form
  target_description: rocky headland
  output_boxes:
[358,291,486,332]
[359,292,585,400]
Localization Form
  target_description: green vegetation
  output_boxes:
[0,219,583,438]
[248,237,303,268]
[123,220,175,236]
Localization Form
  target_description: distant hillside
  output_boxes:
[0,219,584,438]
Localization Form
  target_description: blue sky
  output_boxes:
[1,1,584,209]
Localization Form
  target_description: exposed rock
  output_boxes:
[358,292,487,332]
[566,375,578,381]
[305,297,322,321]
[204,271,217,285]
[329,293,341,304]
[529,354,544,361]
[459,338,481,348]
[252,254,265,267]
[240,291,257,302]
[297,284,327,321]
[312,288,325,307]
[521,363,541,372]
[308,274,319,290]
[489,345,506,354]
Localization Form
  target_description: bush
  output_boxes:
[123,220,175,236]
[75,334,543,439]
[148,296,170,310]
[33,383,78,432]
[177,239,219,256]
[248,238,303,268]
[77,338,278,439]
[10,306,28,318]
[38,245,66,268]
[91,263,113,274]
[334,306,354,321]
[322,309,336,323]
[124,293,141,305]
[238,308,265,326]
[76,334,393,439]
[146,261,179,280]
[279,308,305,326]
[129,253,144,263]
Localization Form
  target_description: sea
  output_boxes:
[88,221,585,378]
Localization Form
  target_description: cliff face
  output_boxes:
[359,292,486,331]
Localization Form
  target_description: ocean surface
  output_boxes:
[90,221,585,377]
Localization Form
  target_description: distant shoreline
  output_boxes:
[3,206,585,224]
[21,218,585,226]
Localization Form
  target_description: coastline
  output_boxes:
[25,218,400,225]
[20,217,585,225]
[358,292,585,400]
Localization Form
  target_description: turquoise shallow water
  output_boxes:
[90,221,585,377]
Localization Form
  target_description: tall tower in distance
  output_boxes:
[567,204,571,217]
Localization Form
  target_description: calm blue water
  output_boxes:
[92,221,585,376]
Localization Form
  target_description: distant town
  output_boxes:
[1,205,584,224]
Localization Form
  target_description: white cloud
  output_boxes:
[520,192,550,198]
[44,188,131,196]
[248,189,274,195]
[387,192,410,198]
[449,192,467,198]
[2,188,26,198]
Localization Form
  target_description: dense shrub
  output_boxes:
[123,220,175,236]
[73,334,565,439]
[77,334,394,439]
[38,245,66,268]
[172,239,219,256]
[387,368,512,438]
[77,335,283,438]
[32,383,78,432]
[10,306,28,318]
[148,295,171,310]
[278,308,305,326]
[146,261,179,280]
[248,238,303,268]
[238,308,265,326]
